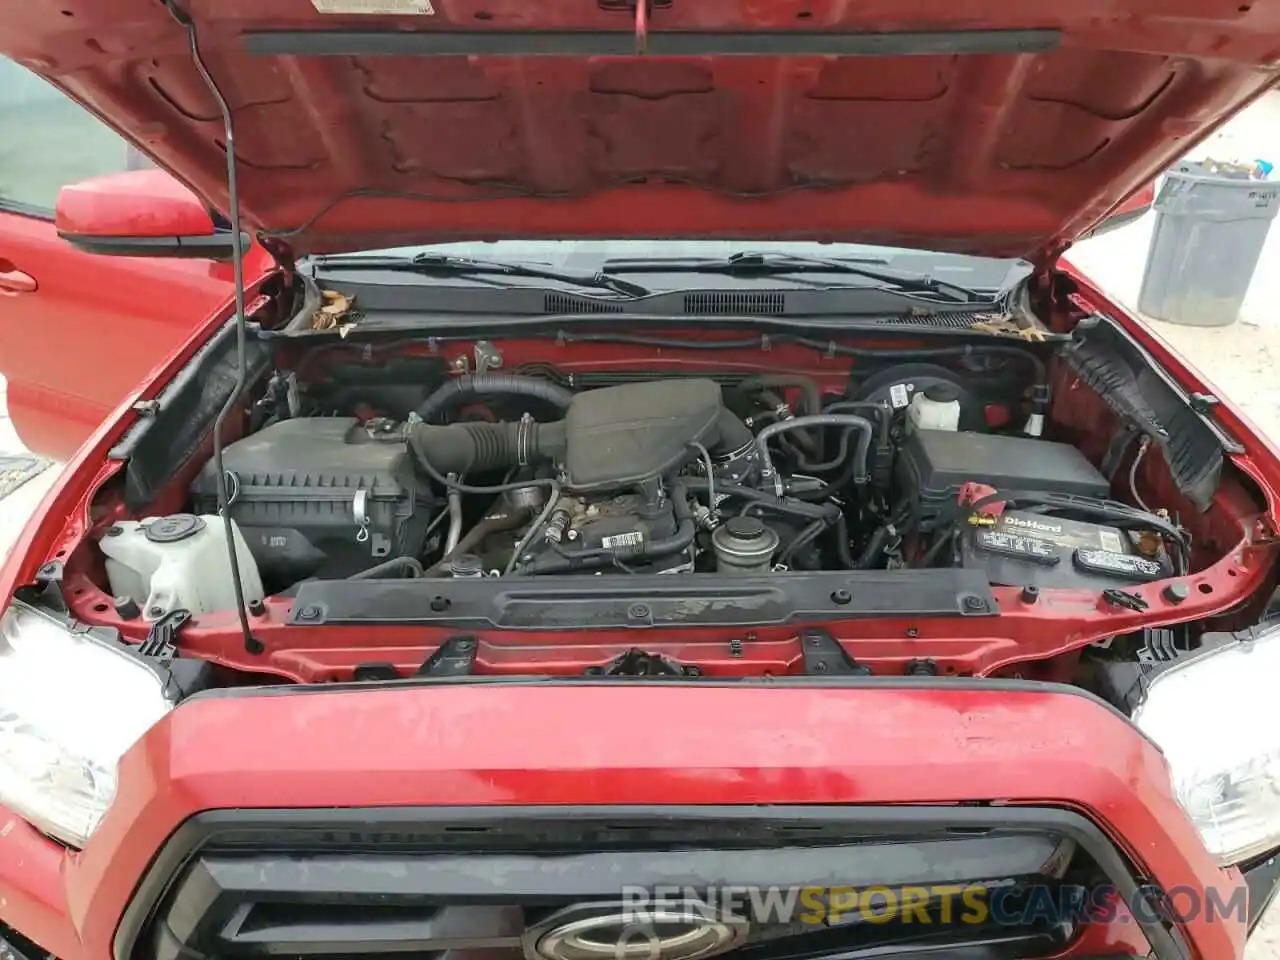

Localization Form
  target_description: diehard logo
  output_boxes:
[1002,515,1062,534]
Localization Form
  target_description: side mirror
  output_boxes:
[55,169,249,260]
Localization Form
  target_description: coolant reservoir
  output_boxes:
[100,514,265,620]
[907,382,962,433]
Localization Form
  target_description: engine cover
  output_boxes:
[560,379,724,491]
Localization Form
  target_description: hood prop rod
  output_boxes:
[164,0,262,655]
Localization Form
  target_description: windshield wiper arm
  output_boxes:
[314,252,650,298]
[603,251,986,303]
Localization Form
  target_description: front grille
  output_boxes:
[133,810,1085,960]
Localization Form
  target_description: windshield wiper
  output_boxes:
[312,252,651,298]
[601,251,988,303]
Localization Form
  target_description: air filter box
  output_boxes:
[192,417,435,585]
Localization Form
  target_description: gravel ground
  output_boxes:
[1,90,1279,957]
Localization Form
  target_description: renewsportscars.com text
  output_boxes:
[620,883,1248,926]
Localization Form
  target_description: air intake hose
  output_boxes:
[408,419,568,476]
[415,374,576,423]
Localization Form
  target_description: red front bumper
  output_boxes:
[0,681,1245,960]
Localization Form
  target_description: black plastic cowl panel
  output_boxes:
[1062,316,1226,512]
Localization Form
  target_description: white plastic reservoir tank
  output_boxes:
[100,514,265,620]
[907,382,962,433]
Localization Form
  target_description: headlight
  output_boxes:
[0,601,173,848]
[1133,624,1280,865]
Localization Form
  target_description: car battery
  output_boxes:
[958,509,1172,589]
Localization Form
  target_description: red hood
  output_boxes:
[4,0,1279,260]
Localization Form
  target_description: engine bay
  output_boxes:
[46,293,1275,693]
[163,365,1183,591]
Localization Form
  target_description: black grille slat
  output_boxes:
[227,903,524,950]
[186,834,1058,899]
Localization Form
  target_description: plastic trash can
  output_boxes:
[1137,161,1278,327]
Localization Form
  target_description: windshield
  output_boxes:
[318,240,1030,293]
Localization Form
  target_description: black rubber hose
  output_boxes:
[408,419,568,476]
[834,514,857,569]
[854,525,893,569]
[416,374,575,423]
[520,483,696,574]
[756,414,875,491]
[744,377,822,454]
[740,375,822,418]
[348,556,425,579]
[793,403,889,473]
[683,478,835,521]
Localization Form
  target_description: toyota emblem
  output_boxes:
[523,900,749,960]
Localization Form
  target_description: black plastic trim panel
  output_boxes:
[114,805,1186,960]
[285,569,998,628]
[1063,315,1234,511]
[108,319,273,511]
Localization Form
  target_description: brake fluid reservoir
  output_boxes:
[100,514,265,620]
[907,382,962,433]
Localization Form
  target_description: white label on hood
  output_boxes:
[311,0,433,13]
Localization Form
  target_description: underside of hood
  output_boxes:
[4,0,1280,260]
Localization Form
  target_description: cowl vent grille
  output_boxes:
[683,292,786,315]
[544,293,626,314]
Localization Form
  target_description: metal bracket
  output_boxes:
[417,636,477,677]
[800,628,871,676]
[590,647,700,677]
[474,340,503,374]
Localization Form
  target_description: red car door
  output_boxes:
[0,57,236,461]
